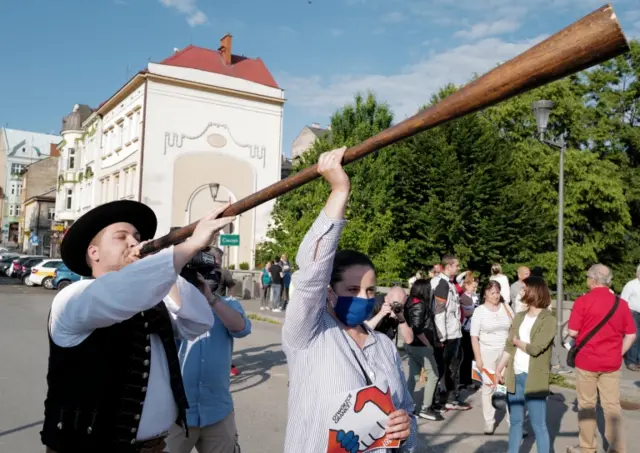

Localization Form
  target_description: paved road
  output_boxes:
[2,278,639,453]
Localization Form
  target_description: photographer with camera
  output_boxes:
[166,251,251,453]
[209,246,236,297]
[366,286,414,344]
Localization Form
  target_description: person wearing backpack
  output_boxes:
[565,264,637,453]
[404,279,444,421]
[430,255,470,411]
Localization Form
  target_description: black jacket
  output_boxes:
[370,295,399,340]
[405,297,438,347]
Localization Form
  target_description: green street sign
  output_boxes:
[220,234,240,247]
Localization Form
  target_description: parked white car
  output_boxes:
[29,259,64,288]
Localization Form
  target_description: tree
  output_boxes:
[260,92,410,281]
[260,41,639,292]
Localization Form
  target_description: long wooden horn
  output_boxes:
[141,4,629,257]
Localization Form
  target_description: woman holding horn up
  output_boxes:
[282,146,417,453]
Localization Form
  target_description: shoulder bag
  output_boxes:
[566,295,619,368]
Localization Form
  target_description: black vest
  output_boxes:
[40,303,188,453]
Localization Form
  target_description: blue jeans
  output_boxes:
[625,311,640,366]
[507,373,549,453]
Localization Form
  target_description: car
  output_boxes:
[17,257,47,285]
[0,251,20,260]
[6,256,35,278]
[29,259,64,289]
[51,264,85,290]
[0,256,18,274]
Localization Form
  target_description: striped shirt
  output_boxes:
[469,303,513,350]
[282,210,418,453]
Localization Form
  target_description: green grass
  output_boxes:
[247,313,281,325]
[549,373,576,389]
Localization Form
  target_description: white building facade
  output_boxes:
[0,128,60,245]
[54,35,284,268]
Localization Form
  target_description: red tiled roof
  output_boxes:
[160,45,279,89]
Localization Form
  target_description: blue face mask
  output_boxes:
[334,296,376,327]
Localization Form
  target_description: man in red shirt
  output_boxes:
[567,264,637,453]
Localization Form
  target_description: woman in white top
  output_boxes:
[489,263,511,304]
[470,280,514,434]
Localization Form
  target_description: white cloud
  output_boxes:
[454,19,521,39]
[278,35,547,120]
[158,0,207,27]
[330,29,345,37]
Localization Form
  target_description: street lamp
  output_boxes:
[185,183,220,225]
[532,100,568,371]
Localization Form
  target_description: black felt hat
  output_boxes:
[60,200,158,277]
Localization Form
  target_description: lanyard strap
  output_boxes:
[341,329,373,386]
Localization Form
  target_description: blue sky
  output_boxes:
[1,0,639,156]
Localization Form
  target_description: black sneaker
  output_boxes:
[416,407,445,421]
[445,400,472,411]
[431,403,447,413]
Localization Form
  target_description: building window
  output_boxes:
[48,208,55,220]
[114,174,120,199]
[134,111,141,138]
[124,117,131,143]
[68,148,76,170]
[117,122,123,149]
[10,163,25,175]
[9,204,21,216]
[105,177,111,202]
[77,187,83,211]
[9,181,22,196]
[66,189,73,210]
[129,166,137,196]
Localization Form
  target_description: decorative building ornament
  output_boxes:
[164,122,267,168]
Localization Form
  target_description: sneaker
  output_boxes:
[445,400,471,411]
[626,363,639,372]
[416,407,444,421]
[260,306,266,311]
[273,308,282,313]
[484,422,495,435]
[431,404,447,413]
[566,445,580,453]
[230,365,240,377]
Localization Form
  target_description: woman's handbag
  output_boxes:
[566,295,619,368]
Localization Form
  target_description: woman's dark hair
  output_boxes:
[409,279,431,302]
[330,250,376,286]
[522,275,551,309]
[484,280,505,303]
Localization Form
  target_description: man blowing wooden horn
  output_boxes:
[40,199,235,453]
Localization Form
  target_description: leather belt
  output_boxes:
[45,434,167,453]
[138,435,167,453]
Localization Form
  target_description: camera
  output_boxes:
[181,250,220,292]
[391,302,404,314]
[169,227,221,292]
